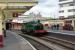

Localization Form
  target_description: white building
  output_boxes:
[59,0,75,18]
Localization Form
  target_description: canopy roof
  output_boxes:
[12,16,47,23]
[0,0,37,2]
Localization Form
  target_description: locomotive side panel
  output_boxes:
[21,20,48,36]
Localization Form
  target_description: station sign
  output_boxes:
[12,12,18,17]
[8,6,27,9]
[8,6,32,9]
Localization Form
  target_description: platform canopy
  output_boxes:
[0,0,37,9]
[12,17,33,23]
[12,16,47,23]
[0,0,37,2]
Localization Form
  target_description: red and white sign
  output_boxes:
[13,12,18,17]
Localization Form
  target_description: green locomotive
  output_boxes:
[21,20,47,36]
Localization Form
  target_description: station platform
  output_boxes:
[0,30,36,50]
[46,29,75,36]
[44,29,75,43]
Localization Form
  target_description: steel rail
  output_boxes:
[20,33,70,50]
[20,34,52,50]
[40,36,75,50]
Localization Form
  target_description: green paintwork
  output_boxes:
[22,20,43,31]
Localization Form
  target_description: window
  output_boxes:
[68,15,75,18]
[59,2,75,7]
[69,3,74,6]
[59,0,67,2]
[68,9,75,12]
[59,10,64,13]
[65,20,72,23]
[59,4,69,7]
[59,4,63,7]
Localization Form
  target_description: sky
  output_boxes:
[24,0,59,18]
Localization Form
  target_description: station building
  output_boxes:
[47,17,75,30]
[59,0,75,18]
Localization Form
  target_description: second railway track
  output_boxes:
[40,36,75,50]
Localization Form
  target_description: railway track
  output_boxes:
[19,33,73,50]
[12,30,75,50]
[20,34,52,50]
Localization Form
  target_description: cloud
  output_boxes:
[38,0,58,7]
[38,0,47,3]
[24,0,59,18]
